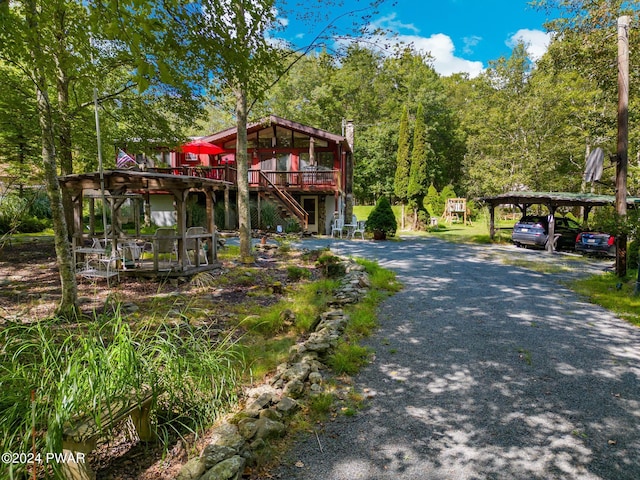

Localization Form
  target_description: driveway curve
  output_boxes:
[266,237,640,480]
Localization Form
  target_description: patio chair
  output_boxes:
[331,216,346,238]
[145,228,177,269]
[352,220,366,240]
[185,226,209,266]
[120,241,144,269]
[77,241,122,286]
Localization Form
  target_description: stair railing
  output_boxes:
[258,171,308,230]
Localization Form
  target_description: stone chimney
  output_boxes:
[343,120,354,222]
[345,119,354,151]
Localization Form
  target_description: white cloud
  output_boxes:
[403,33,485,77]
[373,13,419,34]
[366,13,484,78]
[462,35,482,55]
[507,28,552,61]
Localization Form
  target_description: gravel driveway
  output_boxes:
[267,237,640,480]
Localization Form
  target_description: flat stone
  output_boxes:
[200,455,246,480]
[282,379,305,398]
[282,362,311,383]
[276,396,300,414]
[176,458,207,480]
[201,445,236,469]
[209,423,245,451]
[237,418,258,440]
[309,371,323,384]
[254,418,286,440]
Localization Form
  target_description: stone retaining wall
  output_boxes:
[176,256,371,480]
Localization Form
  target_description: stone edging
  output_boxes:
[176,256,371,480]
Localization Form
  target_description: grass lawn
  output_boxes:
[353,206,515,244]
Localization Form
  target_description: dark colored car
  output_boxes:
[575,232,616,257]
[512,215,582,250]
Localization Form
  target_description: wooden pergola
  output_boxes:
[479,191,640,252]
[59,170,231,274]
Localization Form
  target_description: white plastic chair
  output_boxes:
[331,217,345,238]
[352,220,366,240]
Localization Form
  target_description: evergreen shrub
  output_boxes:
[365,196,397,239]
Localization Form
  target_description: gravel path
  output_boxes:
[266,237,640,480]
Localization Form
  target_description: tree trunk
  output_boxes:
[26,0,78,316]
[234,85,253,263]
[53,4,74,240]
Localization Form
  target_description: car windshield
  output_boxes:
[518,216,546,225]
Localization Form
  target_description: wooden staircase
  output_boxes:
[258,171,308,231]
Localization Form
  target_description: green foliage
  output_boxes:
[307,393,335,420]
[591,207,640,238]
[284,218,302,233]
[407,103,431,201]
[316,252,346,278]
[355,258,402,293]
[187,198,208,228]
[365,196,397,237]
[394,105,411,203]
[629,240,639,269]
[215,201,236,230]
[287,265,312,281]
[440,184,458,213]
[259,201,281,231]
[0,193,50,234]
[0,313,243,478]
[250,200,292,232]
[327,341,372,375]
[570,272,640,327]
[424,183,441,217]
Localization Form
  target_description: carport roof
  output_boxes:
[478,191,640,209]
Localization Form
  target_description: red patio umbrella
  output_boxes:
[180,139,225,155]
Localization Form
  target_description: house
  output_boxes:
[147,115,355,235]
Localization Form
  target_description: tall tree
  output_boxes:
[0,0,78,315]
[407,103,433,228]
[176,0,280,261]
[0,0,202,314]
[394,105,411,230]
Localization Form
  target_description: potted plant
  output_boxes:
[365,196,397,240]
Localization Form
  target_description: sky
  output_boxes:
[281,0,556,78]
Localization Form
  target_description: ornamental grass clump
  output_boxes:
[0,311,243,479]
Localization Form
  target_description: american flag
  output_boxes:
[116,149,136,168]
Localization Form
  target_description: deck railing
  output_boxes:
[149,166,337,189]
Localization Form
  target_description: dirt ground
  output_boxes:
[0,236,311,479]
[0,236,179,321]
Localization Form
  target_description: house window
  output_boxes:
[299,153,311,169]
[317,152,334,169]
[257,128,272,148]
[275,127,292,148]
[247,132,257,149]
[277,153,290,171]
[293,133,310,148]
[259,153,276,170]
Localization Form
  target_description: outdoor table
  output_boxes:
[74,247,106,270]
[342,223,356,239]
